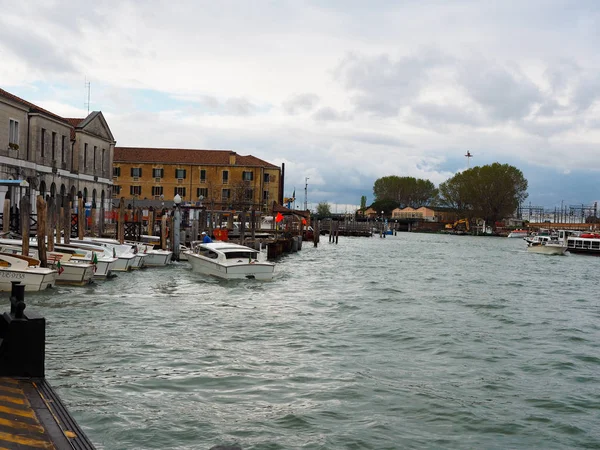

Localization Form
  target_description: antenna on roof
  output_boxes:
[465,151,473,168]
[84,77,91,115]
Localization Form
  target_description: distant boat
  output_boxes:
[508,229,529,238]
[526,235,567,255]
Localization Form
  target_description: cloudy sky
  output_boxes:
[2,0,600,211]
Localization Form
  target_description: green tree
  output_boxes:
[370,198,399,215]
[316,202,332,217]
[438,163,528,224]
[373,175,438,207]
[360,195,367,209]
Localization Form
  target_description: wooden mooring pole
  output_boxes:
[36,196,48,268]
[20,195,30,257]
[2,199,9,233]
[47,196,55,253]
[63,196,71,244]
[77,193,84,240]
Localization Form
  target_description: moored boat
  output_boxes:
[184,241,275,280]
[508,229,529,238]
[0,253,56,291]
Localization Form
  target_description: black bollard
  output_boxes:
[10,281,26,319]
[0,283,46,377]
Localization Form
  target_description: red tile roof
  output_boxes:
[114,147,279,169]
[0,87,71,124]
[64,118,84,140]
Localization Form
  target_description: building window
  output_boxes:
[152,186,163,196]
[130,185,142,196]
[83,143,87,167]
[93,146,97,170]
[8,119,19,145]
[197,187,208,198]
[242,171,254,181]
[113,185,121,196]
[101,148,105,171]
[50,132,56,160]
[130,167,142,177]
[174,187,186,198]
[61,136,66,163]
[175,168,186,179]
[263,173,270,183]
[263,190,269,201]
[222,170,229,184]
[222,189,230,200]
[152,168,164,178]
[200,169,206,183]
[245,188,254,201]
[41,128,46,157]
[113,167,121,177]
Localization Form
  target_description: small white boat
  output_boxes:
[0,241,99,285]
[184,242,275,280]
[526,235,567,255]
[508,229,529,238]
[0,253,56,291]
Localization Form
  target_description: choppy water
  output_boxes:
[23,233,600,449]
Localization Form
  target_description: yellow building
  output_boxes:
[113,147,282,212]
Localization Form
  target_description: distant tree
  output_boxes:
[373,176,438,207]
[316,202,332,217]
[360,195,367,210]
[370,198,399,216]
[438,163,528,224]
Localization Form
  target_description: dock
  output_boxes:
[0,282,96,450]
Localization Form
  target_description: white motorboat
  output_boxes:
[184,241,275,280]
[69,238,137,272]
[0,241,97,285]
[0,253,56,292]
[526,235,567,255]
[135,235,175,265]
[508,229,529,238]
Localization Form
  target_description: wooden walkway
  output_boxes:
[0,377,95,449]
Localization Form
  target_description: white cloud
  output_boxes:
[3,0,600,207]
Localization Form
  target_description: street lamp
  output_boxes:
[173,194,182,261]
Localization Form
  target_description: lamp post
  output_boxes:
[173,193,182,261]
[304,177,309,211]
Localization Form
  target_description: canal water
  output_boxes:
[25,233,600,449]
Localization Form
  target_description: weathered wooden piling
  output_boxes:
[118,197,125,244]
[161,214,167,250]
[36,195,48,268]
[21,195,30,257]
[90,201,97,238]
[47,196,54,253]
[148,207,155,236]
[2,199,9,233]
[77,193,84,240]
[63,196,71,244]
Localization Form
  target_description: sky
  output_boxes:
[1,0,600,212]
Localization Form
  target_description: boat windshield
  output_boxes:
[224,251,257,260]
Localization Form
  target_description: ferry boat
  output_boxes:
[566,232,600,256]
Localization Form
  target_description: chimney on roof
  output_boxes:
[229,152,236,165]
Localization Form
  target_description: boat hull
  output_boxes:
[143,251,173,267]
[51,262,95,285]
[527,244,567,255]
[0,269,56,292]
[186,253,274,280]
